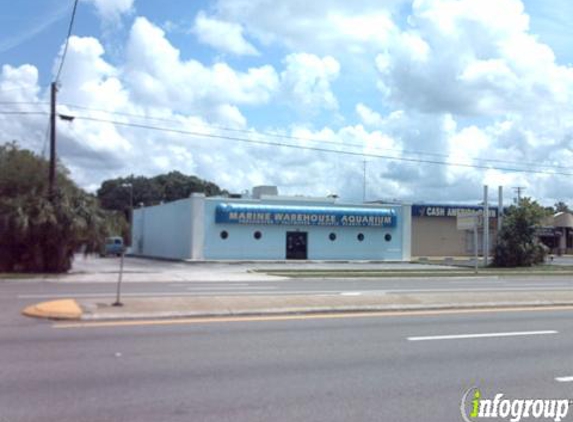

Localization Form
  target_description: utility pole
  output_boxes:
[48,82,57,199]
[362,160,367,203]
[483,185,489,267]
[513,186,526,205]
[498,185,504,230]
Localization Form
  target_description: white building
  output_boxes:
[131,187,412,261]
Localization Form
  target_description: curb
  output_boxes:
[80,300,573,321]
[22,299,83,321]
[22,299,573,322]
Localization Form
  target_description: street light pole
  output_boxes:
[113,252,124,307]
[113,183,132,307]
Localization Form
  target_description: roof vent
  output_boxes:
[252,185,278,199]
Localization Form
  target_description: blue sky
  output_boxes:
[1,0,573,205]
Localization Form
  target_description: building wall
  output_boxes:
[131,198,193,260]
[412,216,497,257]
[202,199,407,260]
[130,196,410,261]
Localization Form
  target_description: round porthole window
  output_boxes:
[384,234,392,242]
[357,233,365,242]
[220,230,229,239]
[254,231,262,240]
[329,233,337,241]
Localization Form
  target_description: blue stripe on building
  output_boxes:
[215,203,397,227]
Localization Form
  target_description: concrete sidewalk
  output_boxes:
[22,290,573,321]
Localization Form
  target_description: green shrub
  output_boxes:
[493,198,549,267]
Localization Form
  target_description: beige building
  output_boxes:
[411,204,499,257]
[539,212,573,254]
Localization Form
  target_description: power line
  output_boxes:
[54,0,79,83]
[71,114,573,177]
[0,85,48,94]
[0,111,48,115]
[0,101,49,105]
[60,102,571,172]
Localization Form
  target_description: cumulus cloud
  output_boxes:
[192,11,259,56]
[376,0,573,117]
[280,53,340,112]
[3,2,573,206]
[213,0,403,54]
[83,0,134,22]
[124,17,279,113]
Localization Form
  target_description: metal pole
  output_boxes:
[362,160,367,203]
[128,184,133,247]
[498,186,503,230]
[48,82,57,199]
[483,185,489,267]
[113,251,125,306]
[474,222,479,274]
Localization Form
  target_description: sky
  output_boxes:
[1,0,573,205]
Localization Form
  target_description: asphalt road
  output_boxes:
[5,275,573,302]
[2,308,573,422]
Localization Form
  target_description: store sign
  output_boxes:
[215,204,396,227]
[536,227,556,237]
[412,205,497,218]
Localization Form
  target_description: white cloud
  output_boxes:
[212,0,404,54]
[280,53,340,112]
[4,2,573,207]
[124,17,279,113]
[0,65,46,152]
[375,0,573,117]
[83,0,134,22]
[192,11,259,56]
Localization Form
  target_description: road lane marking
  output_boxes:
[52,307,573,329]
[170,283,251,287]
[340,292,362,296]
[407,330,558,342]
[20,285,573,300]
[186,286,277,291]
[555,377,573,383]
[385,287,573,294]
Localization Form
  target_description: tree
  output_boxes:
[96,171,227,216]
[554,201,570,213]
[0,142,113,272]
[493,197,550,267]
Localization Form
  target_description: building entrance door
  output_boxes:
[286,231,307,260]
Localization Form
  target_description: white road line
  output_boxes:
[186,286,277,291]
[555,376,573,383]
[340,292,362,296]
[386,287,571,294]
[169,283,251,287]
[17,285,571,299]
[407,330,558,342]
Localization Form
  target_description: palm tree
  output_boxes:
[0,142,114,272]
